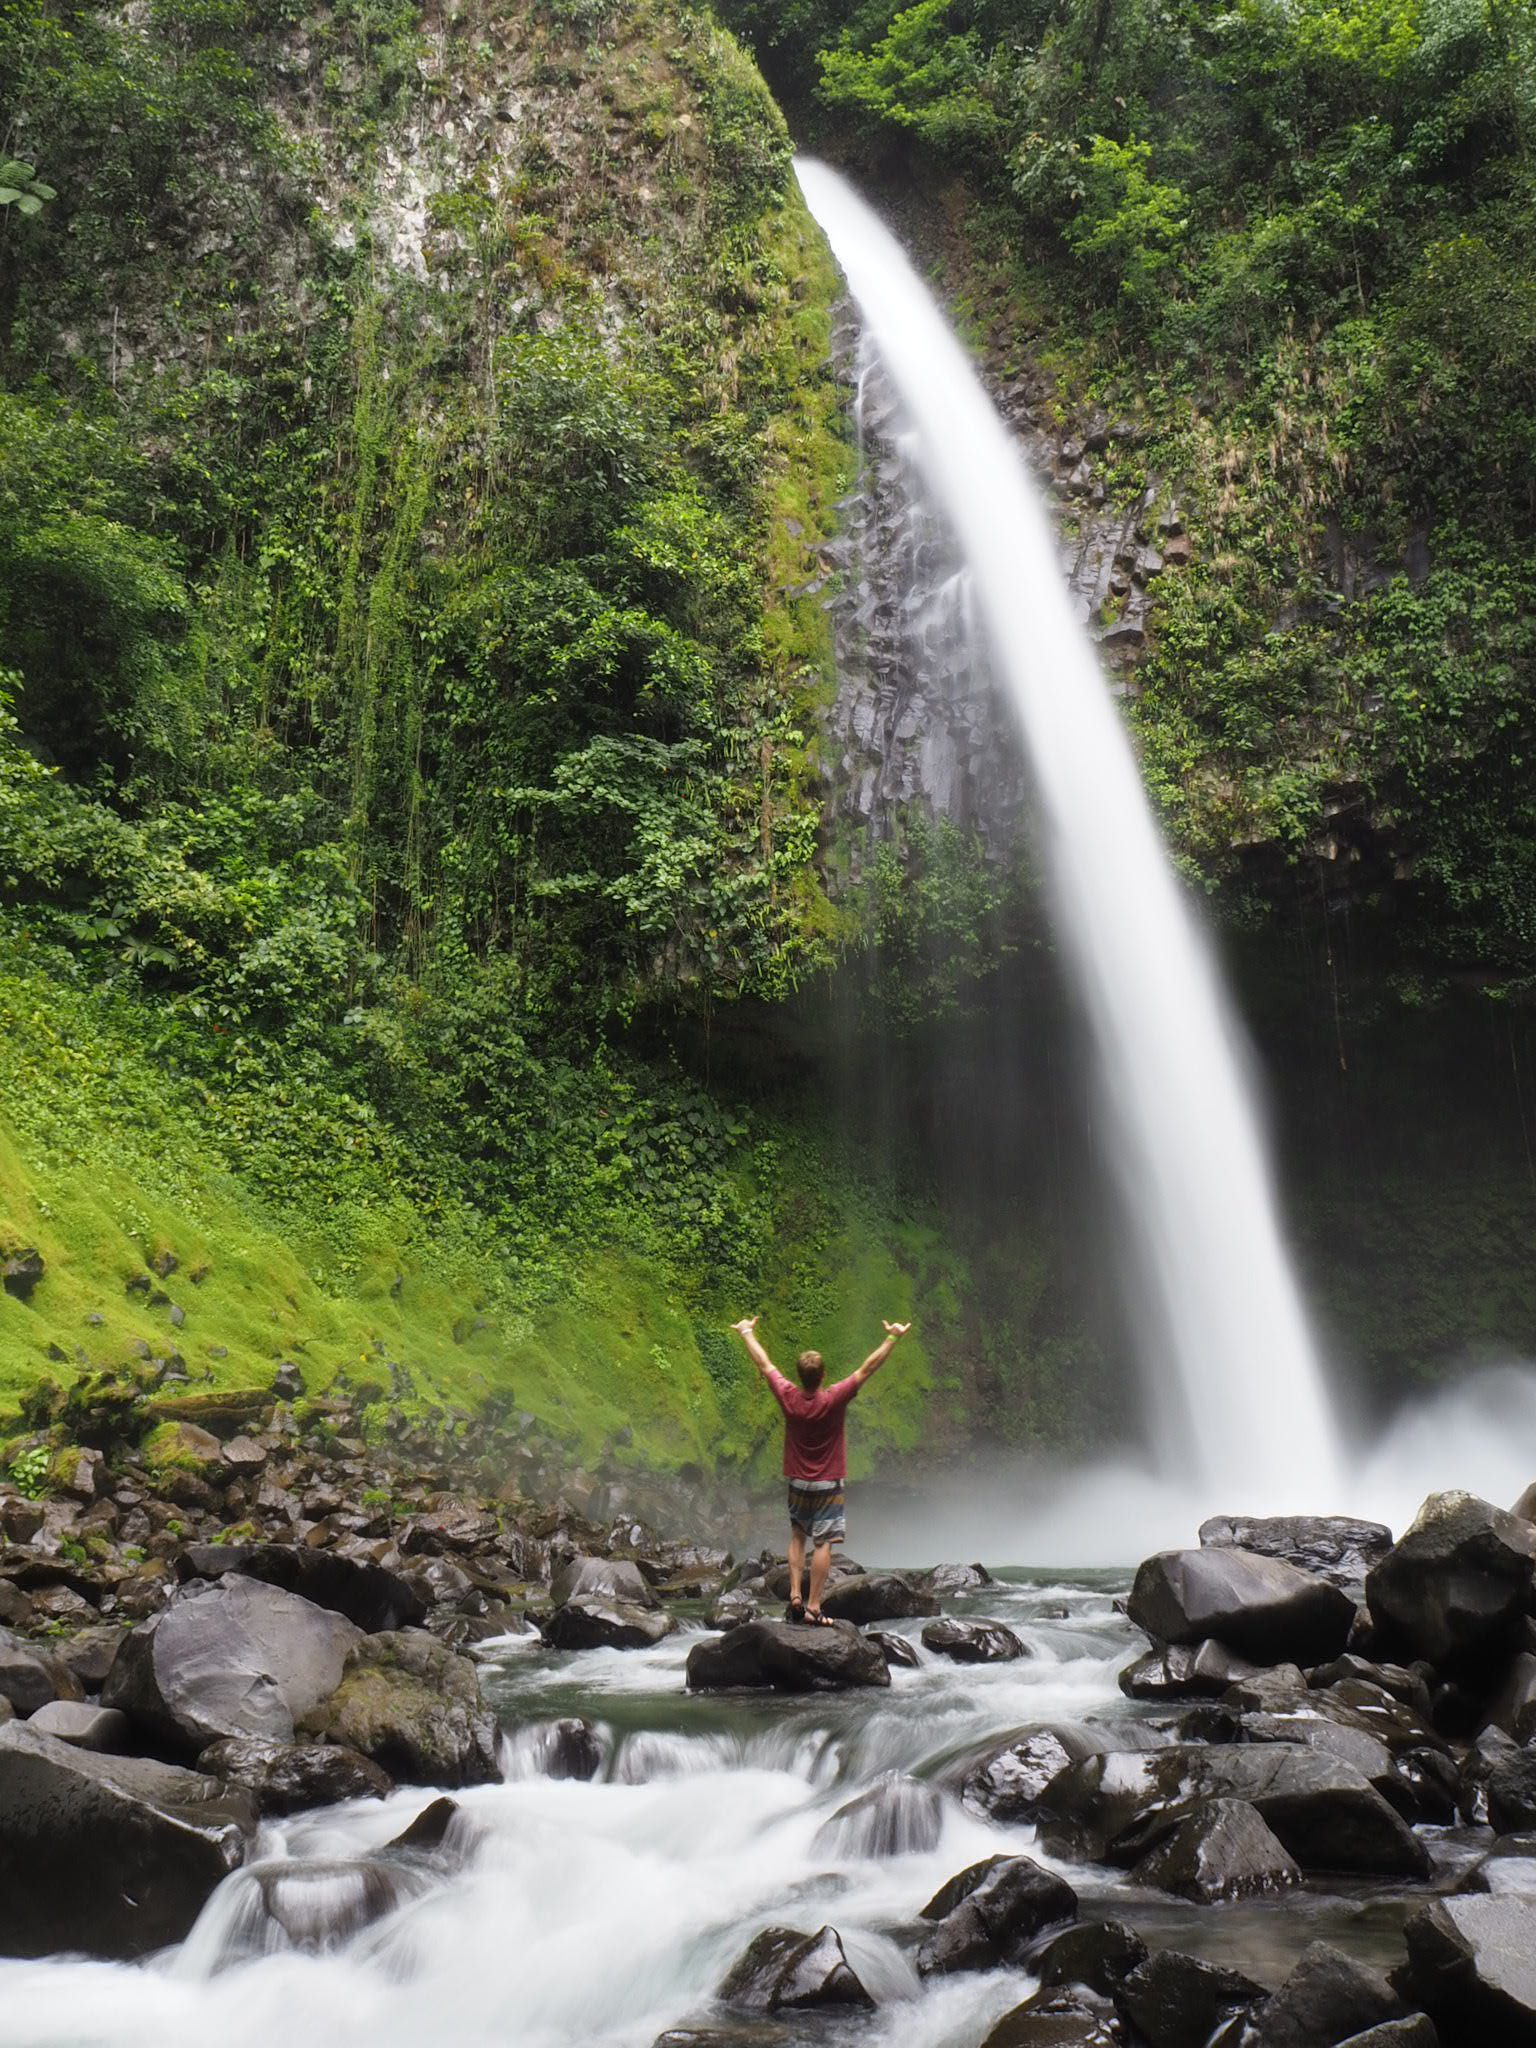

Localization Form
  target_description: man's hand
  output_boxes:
[883,1321,911,1338]
[853,1318,914,1386]
[731,1316,758,1338]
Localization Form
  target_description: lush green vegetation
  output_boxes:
[726,0,1536,986]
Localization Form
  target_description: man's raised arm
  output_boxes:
[851,1319,911,1389]
[731,1315,779,1380]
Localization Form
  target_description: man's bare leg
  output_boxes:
[806,1540,833,1618]
[787,1527,807,1611]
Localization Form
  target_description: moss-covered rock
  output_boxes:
[141,1421,223,1477]
[297,1630,499,1788]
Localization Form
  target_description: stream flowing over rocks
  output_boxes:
[8,1443,1536,2046]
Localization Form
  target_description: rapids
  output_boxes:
[0,1575,1450,2048]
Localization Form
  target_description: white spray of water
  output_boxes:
[796,158,1344,1509]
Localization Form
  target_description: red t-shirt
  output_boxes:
[766,1368,860,1482]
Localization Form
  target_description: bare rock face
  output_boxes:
[296,1628,500,1787]
[1366,1493,1536,1678]
[686,1619,890,1694]
[717,1925,875,2013]
[1127,1548,1355,1667]
[102,1576,364,1751]
[0,1721,253,1958]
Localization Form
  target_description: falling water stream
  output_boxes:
[796,160,1344,1509]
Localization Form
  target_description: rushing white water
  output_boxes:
[796,158,1343,1508]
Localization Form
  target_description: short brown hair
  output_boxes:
[796,1350,824,1390]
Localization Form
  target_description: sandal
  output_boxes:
[785,1600,806,1624]
[803,1608,835,1628]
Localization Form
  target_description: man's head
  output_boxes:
[796,1350,824,1391]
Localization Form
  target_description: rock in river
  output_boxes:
[103,1575,362,1751]
[297,1628,500,1787]
[921,1617,1029,1663]
[1236,1938,1409,2047]
[1128,1797,1300,1903]
[1403,1893,1536,2044]
[820,1572,938,1624]
[686,1619,890,1693]
[718,1925,875,2013]
[197,1734,393,1814]
[0,1720,253,1958]
[1127,1548,1355,1667]
[1113,1948,1266,2048]
[915,1855,1077,1975]
[542,1596,677,1651]
[1199,1515,1393,1602]
[1366,1492,1536,1678]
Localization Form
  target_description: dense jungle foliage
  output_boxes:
[727,0,1536,984]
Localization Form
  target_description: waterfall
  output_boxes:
[797,159,1345,1507]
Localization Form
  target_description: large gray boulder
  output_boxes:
[717,1925,874,2013]
[179,1543,427,1633]
[1128,1797,1300,1902]
[541,1598,677,1651]
[1200,1515,1393,1601]
[915,1855,1077,1975]
[963,1725,1108,1823]
[1037,1744,1430,1878]
[0,1720,253,1957]
[1366,1493,1536,1677]
[296,1628,500,1787]
[1127,1548,1355,1666]
[103,1576,363,1751]
[921,1617,1029,1663]
[1120,1639,1265,1701]
[25,1700,130,1752]
[1403,1894,1536,2044]
[820,1572,938,1624]
[686,1620,889,1693]
[551,1555,657,1610]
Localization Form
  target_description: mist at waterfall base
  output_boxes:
[794,157,1536,1553]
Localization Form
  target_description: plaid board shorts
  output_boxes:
[787,1477,846,1547]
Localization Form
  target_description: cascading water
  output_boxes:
[796,159,1344,1508]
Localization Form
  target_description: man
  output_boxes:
[730,1313,912,1626]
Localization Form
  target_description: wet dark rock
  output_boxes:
[178,1543,427,1633]
[921,1616,1028,1663]
[103,1575,363,1750]
[686,1619,890,1693]
[1461,1835,1536,1896]
[1028,1919,1148,1997]
[551,1555,658,1610]
[708,1589,760,1630]
[1366,1492,1536,1678]
[655,2032,798,2048]
[0,1627,83,1716]
[1121,1639,1265,1700]
[718,1924,875,2013]
[1402,1893,1536,2045]
[1309,1655,1436,1718]
[812,1771,943,1858]
[962,1725,1105,1823]
[921,1562,994,1595]
[1237,1939,1408,2046]
[0,1721,252,1958]
[981,2007,1117,2047]
[915,1855,1077,1975]
[820,1571,937,1624]
[541,1596,677,1651]
[543,1716,603,1780]
[1390,1745,1461,1825]
[1129,1797,1301,1902]
[197,1734,392,1813]
[1486,1652,1536,1744]
[865,1628,920,1668]
[1487,1751,1536,1835]
[1201,1516,1393,1602]
[297,1627,500,1787]
[1128,1548,1355,1666]
[25,1700,130,1752]
[271,1363,304,1401]
[384,1793,459,1852]
[1333,2021,1439,2047]
[1114,1948,1267,2048]
[1037,1744,1430,1878]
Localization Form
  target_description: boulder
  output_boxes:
[141,1419,225,1477]
[1129,1797,1301,1902]
[551,1555,658,1610]
[296,1628,500,1786]
[820,1572,938,1624]
[963,1726,1109,1823]
[0,1627,83,1716]
[1488,1752,1536,1836]
[385,1794,461,1852]
[1037,1745,1430,1878]
[1402,1894,1536,2045]
[1120,1640,1265,1700]
[981,2008,1117,2048]
[707,1590,759,1630]
[25,1700,130,1752]
[812,1772,943,1857]
[1114,1950,1267,2048]
[0,1720,252,1957]
[103,1576,363,1750]
[197,1734,392,1813]
[921,1617,1029,1663]
[1333,2023,1440,2048]
[179,1543,427,1633]
[866,1628,920,1668]
[1461,1728,1520,1823]
[1029,1920,1148,1997]
[915,1855,1077,1975]
[540,1717,603,1781]
[686,1620,889,1693]
[1484,1652,1536,1744]
[717,1925,875,2013]
[54,1624,128,1692]
[1127,1548,1355,1666]
[1309,1655,1436,1718]
[541,1597,676,1651]
[1463,1836,1536,1896]
[1200,1516,1393,1601]
[1366,1493,1536,1677]
[401,1499,499,1555]
[922,1563,994,1595]
[1238,1940,1408,2047]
